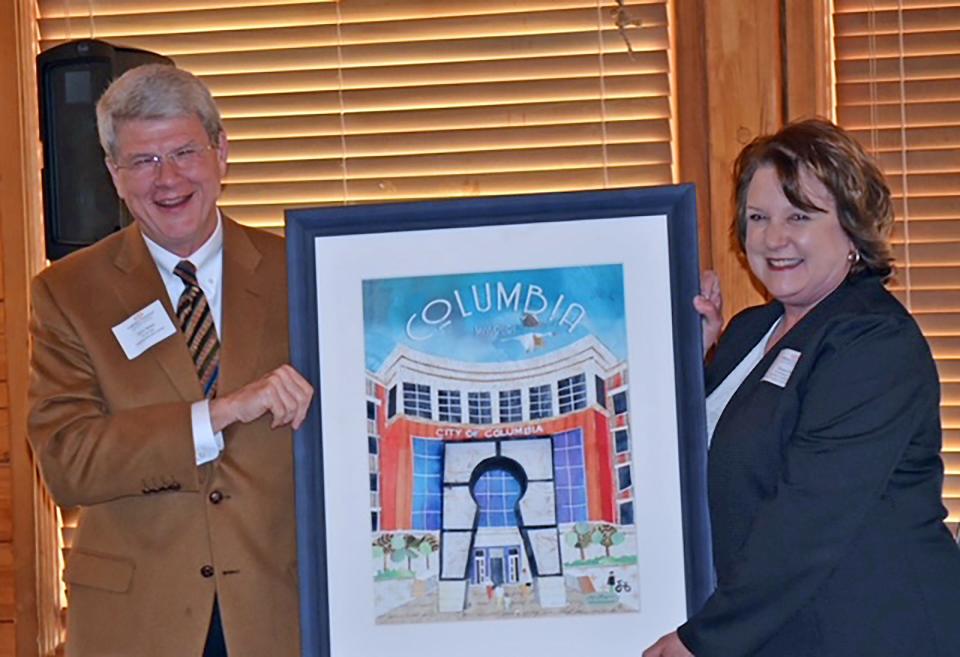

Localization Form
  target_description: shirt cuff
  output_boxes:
[191,400,224,465]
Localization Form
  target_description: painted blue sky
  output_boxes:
[362,264,628,372]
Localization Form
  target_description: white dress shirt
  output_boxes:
[142,214,224,465]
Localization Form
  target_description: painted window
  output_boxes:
[474,468,522,527]
[499,389,523,423]
[370,433,380,518]
[387,385,397,418]
[617,463,632,492]
[595,375,606,409]
[529,384,553,419]
[613,391,628,415]
[619,500,634,526]
[472,549,487,584]
[403,382,432,419]
[412,438,443,529]
[614,429,630,454]
[438,389,462,423]
[507,546,521,582]
[553,429,588,523]
[558,373,587,414]
[366,400,378,435]
[468,391,493,424]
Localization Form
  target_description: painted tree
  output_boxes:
[390,534,411,570]
[400,534,428,571]
[373,533,395,572]
[417,534,439,570]
[565,522,594,561]
[596,523,625,557]
[393,534,422,573]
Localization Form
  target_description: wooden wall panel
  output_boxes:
[0,621,14,657]
[675,0,784,321]
[784,0,833,122]
[0,469,12,544]
[0,410,9,464]
[0,0,58,655]
[0,545,13,621]
[674,0,713,271]
[705,0,781,318]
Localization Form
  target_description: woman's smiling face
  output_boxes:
[744,163,854,321]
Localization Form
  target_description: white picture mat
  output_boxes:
[313,215,687,656]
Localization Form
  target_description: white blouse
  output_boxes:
[705,317,783,446]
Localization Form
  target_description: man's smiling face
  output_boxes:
[107,115,227,257]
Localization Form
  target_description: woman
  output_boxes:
[644,119,960,657]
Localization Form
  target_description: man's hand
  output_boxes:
[210,364,314,433]
[643,631,694,657]
[693,269,723,355]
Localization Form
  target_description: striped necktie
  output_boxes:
[174,260,220,398]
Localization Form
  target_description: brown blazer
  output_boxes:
[28,217,300,657]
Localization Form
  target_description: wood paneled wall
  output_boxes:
[677,0,772,317]
[675,0,831,322]
[0,2,63,657]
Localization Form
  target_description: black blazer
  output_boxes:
[677,274,960,657]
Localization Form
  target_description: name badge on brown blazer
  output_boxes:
[111,299,177,360]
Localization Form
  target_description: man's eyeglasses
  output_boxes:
[113,143,218,177]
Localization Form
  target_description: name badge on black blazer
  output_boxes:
[762,348,801,388]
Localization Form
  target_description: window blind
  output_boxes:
[39,0,674,230]
[834,0,960,526]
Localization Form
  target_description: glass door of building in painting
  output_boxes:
[470,546,521,586]
[489,553,505,586]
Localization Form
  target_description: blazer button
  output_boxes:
[209,490,224,504]
[201,565,215,578]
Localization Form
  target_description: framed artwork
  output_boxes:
[286,186,711,657]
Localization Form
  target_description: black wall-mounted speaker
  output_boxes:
[37,39,173,261]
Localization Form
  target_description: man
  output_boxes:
[27,64,313,657]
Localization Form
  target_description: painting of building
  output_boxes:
[362,265,640,624]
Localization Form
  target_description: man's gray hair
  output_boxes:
[96,64,223,160]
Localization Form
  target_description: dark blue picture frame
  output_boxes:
[286,186,711,657]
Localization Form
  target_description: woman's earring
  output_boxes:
[847,249,862,264]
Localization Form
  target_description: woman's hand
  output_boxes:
[693,269,723,354]
[643,631,694,657]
